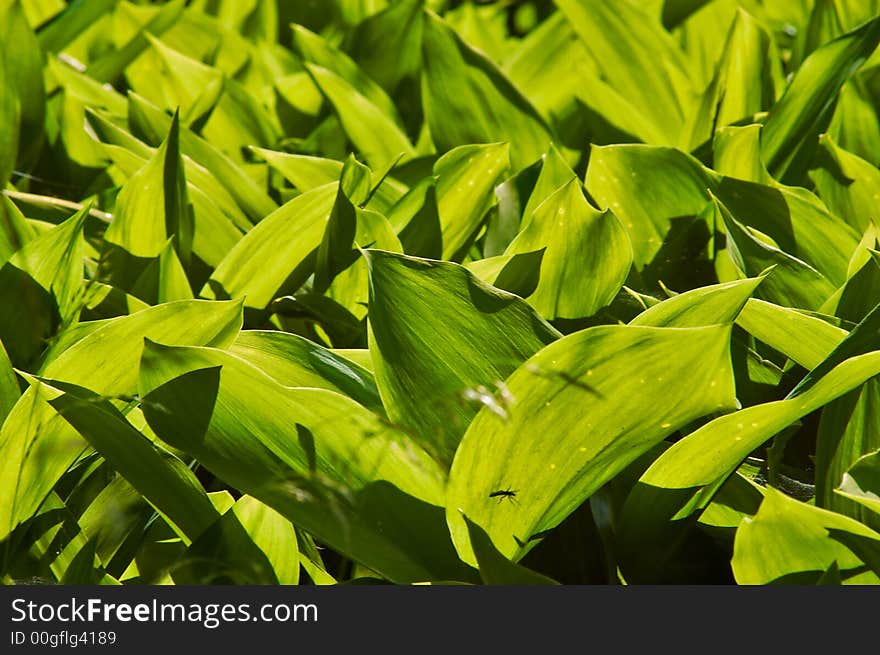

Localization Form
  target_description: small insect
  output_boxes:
[489,488,518,504]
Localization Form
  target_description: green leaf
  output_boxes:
[714,195,838,310]
[85,0,185,84]
[714,178,859,288]
[291,23,402,124]
[232,496,299,585]
[810,133,880,233]
[229,330,381,412]
[203,183,337,309]
[735,298,846,369]
[630,276,764,328]
[837,449,880,516]
[305,63,415,168]
[137,34,225,129]
[138,340,471,584]
[104,112,193,266]
[172,495,298,585]
[348,0,423,92]
[420,10,551,170]
[465,249,545,299]
[433,143,509,259]
[0,298,242,542]
[8,204,87,325]
[37,377,218,544]
[0,0,45,166]
[447,323,737,566]
[814,303,880,525]
[619,348,880,582]
[37,0,118,55]
[556,0,691,145]
[127,92,277,223]
[732,487,880,584]
[0,195,34,266]
[686,10,776,151]
[464,515,559,585]
[366,250,559,465]
[0,49,20,187]
[129,239,194,305]
[0,339,18,425]
[520,144,578,224]
[585,144,711,268]
[761,16,880,183]
[504,179,632,319]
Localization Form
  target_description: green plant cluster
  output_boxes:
[2,0,880,585]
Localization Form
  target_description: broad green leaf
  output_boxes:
[0,299,242,542]
[420,10,551,170]
[447,323,737,566]
[520,143,578,227]
[230,330,381,412]
[138,341,471,584]
[686,9,776,151]
[715,178,860,288]
[104,112,193,265]
[366,250,559,465]
[0,0,45,166]
[735,298,847,369]
[232,496,299,585]
[129,239,194,304]
[0,339,17,425]
[556,0,691,145]
[465,249,545,300]
[390,177,442,258]
[503,13,595,145]
[837,449,880,515]
[76,475,153,576]
[588,143,859,284]
[172,495,298,585]
[631,277,764,328]
[85,0,185,84]
[0,195,34,265]
[434,143,509,259]
[127,93,277,223]
[348,0,423,92]
[619,349,880,582]
[136,34,225,128]
[828,79,880,168]
[0,49,19,187]
[325,208,402,319]
[713,124,775,185]
[814,299,880,525]
[37,0,117,54]
[732,487,880,584]
[37,377,218,544]
[252,147,407,213]
[291,23,402,123]
[761,16,880,183]
[817,379,880,525]
[464,516,559,585]
[203,183,338,309]
[504,179,632,319]
[585,144,710,268]
[101,143,243,270]
[810,134,880,233]
[253,148,342,191]
[8,204,87,324]
[715,195,838,310]
[305,63,415,168]
[314,156,371,283]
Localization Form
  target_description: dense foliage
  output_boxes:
[2,0,880,585]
